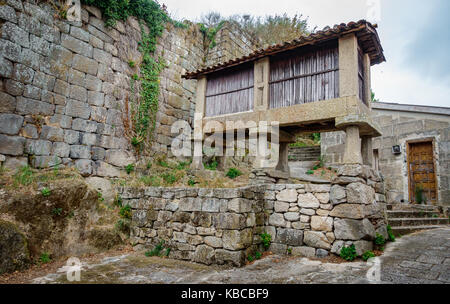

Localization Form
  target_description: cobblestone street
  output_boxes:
[31,228,449,284]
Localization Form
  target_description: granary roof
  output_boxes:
[183,20,385,79]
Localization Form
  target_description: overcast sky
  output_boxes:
[161,0,450,108]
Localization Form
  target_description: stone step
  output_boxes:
[386,210,441,219]
[388,218,449,227]
[391,225,449,236]
[387,204,441,213]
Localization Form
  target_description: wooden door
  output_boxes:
[408,141,437,204]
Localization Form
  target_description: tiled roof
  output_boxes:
[183,20,385,79]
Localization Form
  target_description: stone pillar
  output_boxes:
[363,53,372,108]
[338,34,359,98]
[275,142,289,173]
[191,77,206,170]
[361,136,373,167]
[253,57,270,112]
[343,125,362,164]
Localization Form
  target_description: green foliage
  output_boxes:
[226,168,242,179]
[204,159,218,171]
[247,255,255,262]
[362,251,376,261]
[255,251,262,260]
[41,187,51,197]
[289,141,308,148]
[158,160,169,167]
[371,89,379,102]
[114,195,123,207]
[176,161,189,170]
[140,175,161,187]
[13,165,33,186]
[260,232,272,250]
[119,204,132,219]
[199,20,226,49]
[306,170,314,175]
[374,233,386,245]
[161,173,177,185]
[312,133,321,144]
[39,252,51,264]
[318,155,325,168]
[387,225,396,242]
[146,161,152,169]
[115,219,130,234]
[340,244,357,261]
[131,136,142,147]
[80,1,170,146]
[313,165,319,170]
[204,12,310,47]
[128,60,136,68]
[52,208,63,216]
[125,164,135,174]
[287,248,292,255]
[188,179,196,187]
[165,248,171,257]
[97,192,105,202]
[145,240,166,257]
[132,73,139,81]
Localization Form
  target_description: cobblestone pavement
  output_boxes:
[379,227,450,284]
[32,228,449,284]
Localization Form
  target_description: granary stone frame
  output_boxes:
[184,21,385,173]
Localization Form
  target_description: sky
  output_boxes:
[161,0,450,108]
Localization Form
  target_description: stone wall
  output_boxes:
[120,185,266,266]
[121,164,386,266]
[321,103,450,205]
[0,1,258,175]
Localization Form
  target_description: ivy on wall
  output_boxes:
[80,0,173,148]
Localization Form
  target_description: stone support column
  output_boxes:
[275,142,289,173]
[343,125,362,164]
[361,136,373,167]
[191,76,206,170]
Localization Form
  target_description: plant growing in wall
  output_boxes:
[260,232,272,251]
[81,0,171,149]
[340,244,357,261]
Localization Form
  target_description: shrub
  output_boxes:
[125,164,134,174]
[226,168,242,179]
[14,165,33,186]
[386,225,396,242]
[247,255,255,262]
[362,251,376,261]
[340,244,357,261]
[161,173,177,185]
[52,208,63,216]
[204,159,218,171]
[115,219,130,234]
[374,233,386,245]
[41,187,51,197]
[40,252,51,264]
[306,170,314,175]
[119,205,132,219]
[255,251,262,260]
[145,241,166,257]
[260,232,272,250]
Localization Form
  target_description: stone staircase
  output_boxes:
[386,204,449,236]
[288,146,321,162]
[288,146,328,183]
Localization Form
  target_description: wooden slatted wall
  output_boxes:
[205,65,254,117]
[269,44,339,109]
[358,46,367,106]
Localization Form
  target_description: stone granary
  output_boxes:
[183,20,385,177]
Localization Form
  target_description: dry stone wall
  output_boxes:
[0,1,258,175]
[122,165,387,266]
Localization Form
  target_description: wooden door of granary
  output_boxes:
[407,141,437,204]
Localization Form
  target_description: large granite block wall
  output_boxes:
[0,0,258,175]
